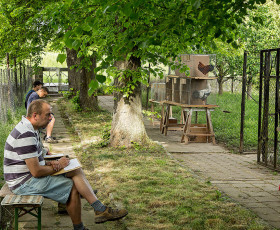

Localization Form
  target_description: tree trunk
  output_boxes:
[218,81,223,95]
[66,48,98,110]
[79,56,99,110]
[110,56,149,147]
[66,48,81,93]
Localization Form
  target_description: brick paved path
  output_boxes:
[98,95,280,229]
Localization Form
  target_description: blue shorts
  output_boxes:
[13,175,73,204]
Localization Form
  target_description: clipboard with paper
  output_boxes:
[52,158,82,176]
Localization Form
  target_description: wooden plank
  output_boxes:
[1,195,43,207]
[162,100,218,108]
[167,75,217,80]
[186,133,214,137]
[43,67,68,72]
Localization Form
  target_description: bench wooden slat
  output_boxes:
[1,195,43,207]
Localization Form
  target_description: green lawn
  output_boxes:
[145,92,260,152]
[57,98,271,230]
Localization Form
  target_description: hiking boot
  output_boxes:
[45,136,58,143]
[94,207,128,224]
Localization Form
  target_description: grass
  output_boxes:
[58,98,271,230]
[0,106,26,187]
[145,92,260,153]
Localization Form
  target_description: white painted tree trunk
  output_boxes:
[110,58,149,147]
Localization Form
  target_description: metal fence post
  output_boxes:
[274,50,280,168]
[240,51,247,153]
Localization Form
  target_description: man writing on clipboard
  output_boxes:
[3,99,128,230]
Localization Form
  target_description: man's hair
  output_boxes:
[27,99,49,118]
[33,80,43,87]
[39,86,49,94]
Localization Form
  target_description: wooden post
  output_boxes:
[19,62,23,102]
[240,51,247,153]
[6,53,12,108]
[35,67,44,83]
[165,76,172,101]
[173,77,180,103]
[57,68,61,91]
[14,56,18,92]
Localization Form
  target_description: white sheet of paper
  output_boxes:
[44,153,64,159]
[64,158,81,171]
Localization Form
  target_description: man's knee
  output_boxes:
[66,168,85,178]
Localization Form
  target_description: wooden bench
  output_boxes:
[0,183,44,230]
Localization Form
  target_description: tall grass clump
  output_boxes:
[0,106,26,186]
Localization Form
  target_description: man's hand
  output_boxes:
[51,157,70,172]
[50,161,61,172]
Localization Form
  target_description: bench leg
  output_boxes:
[15,208,19,230]
[38,207,42,230]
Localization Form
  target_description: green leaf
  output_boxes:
[214,29,222,38]
[96,75,106,83]
[72,40,81,50]
[65,38,75,49]
[193,0,201,9]
[83,23,92,32]
[65,0,73,6]
[75,26,83,36]
[88,80,99,96]
[123,4,133,16]
[186,6,192,14]
[56,54,66,64]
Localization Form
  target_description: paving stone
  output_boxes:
[98,95,280,229]
[254,195,280,202]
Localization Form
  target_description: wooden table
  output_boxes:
[159,101,218,144]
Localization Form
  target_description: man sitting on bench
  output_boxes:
[27,86,58,144]
[3,99,128,230]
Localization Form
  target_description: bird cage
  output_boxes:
[151,83,166,102]
[167,54,217,106]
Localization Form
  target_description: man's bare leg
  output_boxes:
[46,116,55,137]
[66,184,82,225]
[66,168,97,204]
[66,167,128,224]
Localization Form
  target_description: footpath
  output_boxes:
[99,95,280,230]
[16,97,106,230]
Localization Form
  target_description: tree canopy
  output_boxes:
[1,0,279,146]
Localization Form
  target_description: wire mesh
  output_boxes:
[258,49,280,169]
[0,66,32,124]
[144,51,262,153]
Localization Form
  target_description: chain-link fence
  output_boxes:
[0,66,32,123]
[143,52,261,153]
[257,49,280,169]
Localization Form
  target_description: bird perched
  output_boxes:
[198,62,214,75]
[192,82,211,103]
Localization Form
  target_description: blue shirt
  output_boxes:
[24,89,35,109]
[27,92,40,109]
